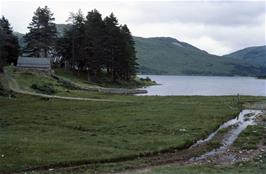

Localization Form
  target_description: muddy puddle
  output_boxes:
[190,109,263,161]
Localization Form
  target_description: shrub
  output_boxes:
[31,83,56,95]
[140,77,152,82]
[0,82,15,97]
[0,82,6,96]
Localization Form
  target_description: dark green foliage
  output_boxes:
[0,81,14,97]
[23,6,57,57]
[84,9,105,78]
[51,74,82,90]
[0,82,7,96]
[56,10,138,82]
[31,83,56,94]
[140,76,152,82]
[0,16,20,71]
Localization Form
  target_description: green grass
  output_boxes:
[131,114,266,174]
[54,68,156,89]
[0,94,244,173]
[233,124,266,150]
[54,68,95,87]
[7,67,154,96]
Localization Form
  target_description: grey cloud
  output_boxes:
[1,0,265,55]
[127,1,265,26]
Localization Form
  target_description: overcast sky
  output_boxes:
[0,0,265,55]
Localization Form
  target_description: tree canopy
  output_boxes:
[57,9,138,81]
[0,16,20,72]
[23,6,57,57]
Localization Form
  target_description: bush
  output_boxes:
[51,74,81,90]
[0,82,6,96]
[0,82,15,97]
[31,83,56,95]
[140,77,152,82]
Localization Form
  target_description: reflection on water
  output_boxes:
[138,75,266,96]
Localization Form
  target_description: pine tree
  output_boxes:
[120,25,138,80]
[23,6,57,57]
[0,26,5,72]
[0,16,20,72]
[55,27,73,68]
[103,13,121,82]
[68,10,86,71]
[56,10,138,82]
[84,9,105,78]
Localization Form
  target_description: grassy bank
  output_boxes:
[4,66,154,96]
[54,68,156,88]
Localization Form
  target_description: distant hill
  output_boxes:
[224,46,266,66]
[56,24,72,37]
[13,31,25,47]
[13,24,266,76]
[134,37,265,76]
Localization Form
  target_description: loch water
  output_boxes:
[138,75,266,96]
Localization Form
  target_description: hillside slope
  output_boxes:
[224,45,266,66]
[134,37,265,76]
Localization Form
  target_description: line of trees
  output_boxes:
[56,9,138,81]
[0,16,20,72]
[22,6,138,82]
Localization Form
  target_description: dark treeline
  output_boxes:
[21,6,137,82]
[0,16,20,72]
[56,9,138,82]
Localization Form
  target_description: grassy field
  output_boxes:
[0,93,247,173]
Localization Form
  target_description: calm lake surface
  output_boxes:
[138,75,266,96]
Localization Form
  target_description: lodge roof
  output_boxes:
[17,57,51,70]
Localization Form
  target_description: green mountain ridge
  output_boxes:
[13,24,266,76]
[134,36,265,76]
[224,45,266,66]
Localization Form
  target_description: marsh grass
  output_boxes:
[0,94,243,172]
